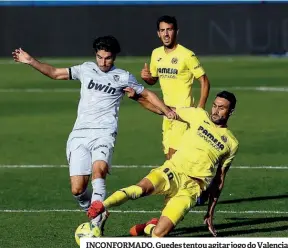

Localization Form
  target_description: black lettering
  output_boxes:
[104,83,111,93]
[198,126,204,131]
[86,242,96,248]
[198,126,225,151]
[94,83,106,91]
[88,80,95,89]
[157,68,178,75]
[108,87,116,94]
[207,133,214,140]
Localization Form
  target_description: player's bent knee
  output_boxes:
[71,185,86,196]
[70,176,89,196]
[92,160,109,179]
[137,178,155,196]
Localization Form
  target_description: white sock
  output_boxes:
[74,189,91,212]
[91,178,106,226]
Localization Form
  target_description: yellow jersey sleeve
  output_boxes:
[186,53,205,79]
[221,144,239,168]
[150,50,158,78]
[176,107,199,124]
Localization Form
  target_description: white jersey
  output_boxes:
[68,62,144,133]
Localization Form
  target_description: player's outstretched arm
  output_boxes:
[204,165,230,237]
[124,87,163,115]
[12,48,69,80]
[197,75,210,108]
[140,89,176,119]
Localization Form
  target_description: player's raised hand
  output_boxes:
[204,214,217,237]
[123,87,137,99]
[141,63,152,80]
[12,48,33,64]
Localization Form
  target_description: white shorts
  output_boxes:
[66,129,116,176]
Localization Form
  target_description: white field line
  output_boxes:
[0,209,288,214]
[0,87,288,93]
[0,164,288,169]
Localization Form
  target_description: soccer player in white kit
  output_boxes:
[12,36,176,236]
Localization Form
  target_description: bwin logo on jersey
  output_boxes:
[88,80,116,94]
[198,126,225,150]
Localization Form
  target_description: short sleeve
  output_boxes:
[69,65,81,80]
[186,53,205,79]
[222,145,239,168]
[127,73,144,94]
[150,50,158,78]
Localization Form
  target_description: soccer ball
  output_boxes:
[74,222,101,246]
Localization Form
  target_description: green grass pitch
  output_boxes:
[0,56,288,247]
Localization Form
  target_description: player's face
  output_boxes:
[96,50,115,72]
[211,97,232,125]
[157,22,177,48]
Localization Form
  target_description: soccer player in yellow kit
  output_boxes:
[141,15,210,160]
[88,91,239,237]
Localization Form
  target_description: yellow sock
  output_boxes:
[144,224,156,236]
[104,185,143,208]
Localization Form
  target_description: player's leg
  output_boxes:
[103,177,155,208]
[89,160,109,225]
[88,134,115,227]
[130,163,177,236]
[144,175,201,237]
[67,138,92,212]
[88,165,169,220]
[145,195,193,237]
[70,175,91,211]
[130,218,159,237]
[87,178,154,221]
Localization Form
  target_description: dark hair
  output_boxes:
[216,91,237,110]
[93,35,121,55]
[156,15,178,31]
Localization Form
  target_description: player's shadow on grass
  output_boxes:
[171,216,288,237]
[218,194,288,205]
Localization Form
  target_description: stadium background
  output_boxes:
[0,1,288,247]
[1,1,288,56]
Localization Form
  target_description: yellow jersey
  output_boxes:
[170,107,239,179]
[150,44,205,108]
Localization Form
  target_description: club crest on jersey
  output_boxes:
[221,136,227,143]
[171,57,178,64]
[113,75,120,82]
